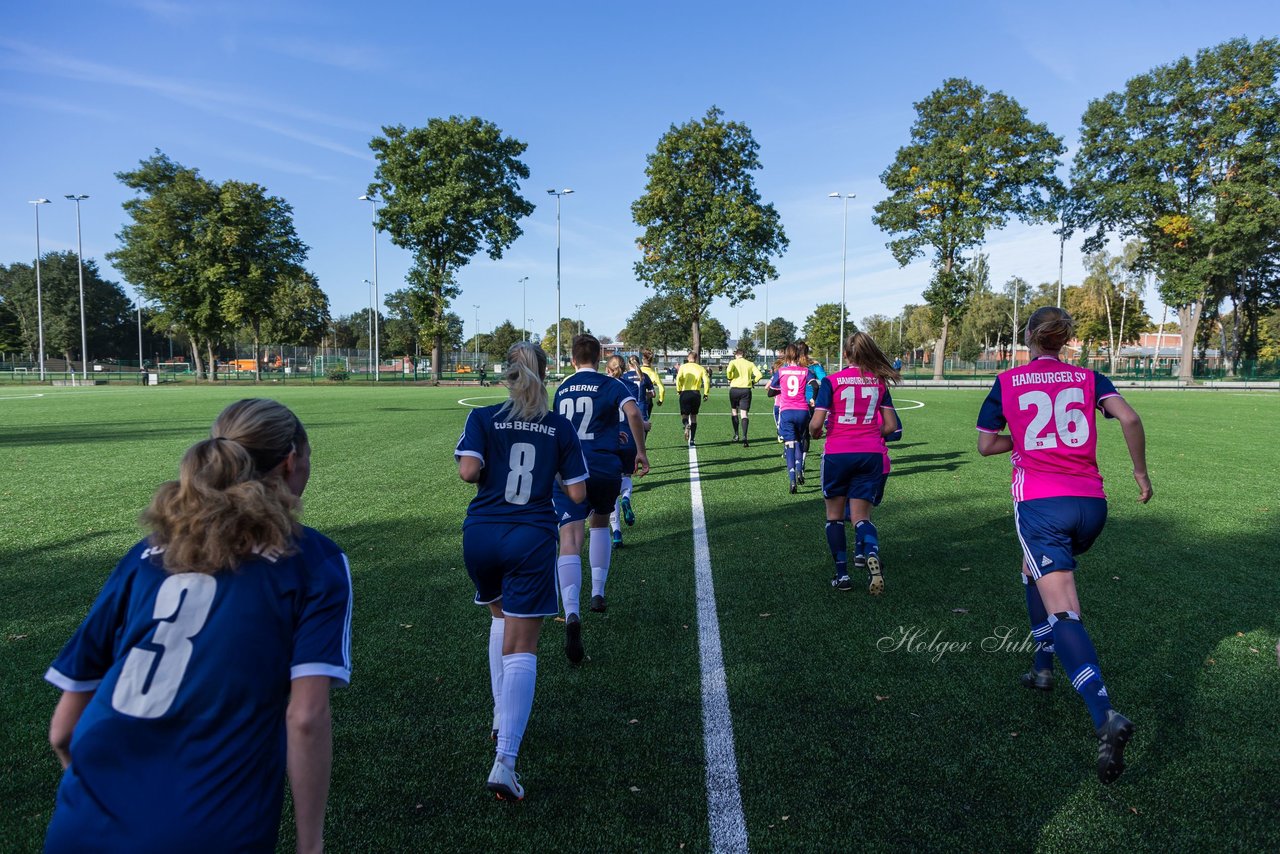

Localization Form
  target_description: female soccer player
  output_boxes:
[44,399,352,853]
[456,342,589,800]
[810,332,901,593]
[609,354,649,547]
[768,344,812,493]
[976,306,1152,785]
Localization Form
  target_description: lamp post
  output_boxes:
[518,276,530,341]
[473,305,481,369]
[828,192,856,369]
[763,281,769,360]
[65,194,90,382]
[1012,277,1020,367]
[137,298,144,373]
[357,194,380,380]
[364,279,373,377]
[546,188,574,372]
[28,199,50,380]
[574,303,586,335]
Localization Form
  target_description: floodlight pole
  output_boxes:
[518,276,530,341]
[358,195,380,380]
[137,299,144,372]
[547,188,573,372]
[575,303,586,335]
[473,304,481,369]
[365,279,373,377]
[66,194,90,382]
[829,192,855,369]
[29,199,50,380]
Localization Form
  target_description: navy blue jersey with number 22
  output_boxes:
[553,369,636,480]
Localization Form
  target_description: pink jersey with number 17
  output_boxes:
[976,356,1122,501]
[814,366,892,455]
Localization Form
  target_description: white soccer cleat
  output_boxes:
[486,759,525,801]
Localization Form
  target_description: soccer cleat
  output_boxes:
[611,529,623,549]
[832,574,853,591]
[797,471,805,486]
[789,483,798,494]
[742,440,749,448]
[689,441,696,448]
[564,613,584,663]
[866,553,884,596]
[1095,709,1135,785]
[490,726,499,741]
[589,594,607,613]
[620,496,635,526]
[486,759,525,801]
[732,433,740,443]
[1019,668,1055,692]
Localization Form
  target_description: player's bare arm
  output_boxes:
[623,399,650,477]
[977,431,1013,457]
[49,690,94,769]
[1101,396,1152,503]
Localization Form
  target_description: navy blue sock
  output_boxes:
[825,521,847,578]
[1024,579,1055,672]
[1050,611,1112,728]
[855,520,879,556]
[785,444,797,482]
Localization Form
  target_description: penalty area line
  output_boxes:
[687,446,749,853]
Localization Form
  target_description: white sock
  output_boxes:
[557,555,581,617]
[488,617,504,730]
[610,505,621,533]
[589,527,612,596]
[496,653,537,767]
[620,476,633,500]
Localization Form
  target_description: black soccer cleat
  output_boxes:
[789,482,798,494]
[589,594,607,613]
[832,574,853,591]
[1019,668,1055,692]
[797,471,805,485]
[564,613,584,663]
[742,440,750,448]
[1095,709,1134,785]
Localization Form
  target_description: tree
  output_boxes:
[802,303,851,366]
[621,295,685,355]
[874,78,1065,378]
[752,316,797,358]
[632,106,789,359]
[698,316,730,351]
[0,253,133,365]
[541,318,585,367]
[213,180,310,380]
[261,271,330,348]
[486,320,525,361]
[110,151,225,380]
[1070,38,1280,382]
[736,327,759,360]
[369,117,534,380]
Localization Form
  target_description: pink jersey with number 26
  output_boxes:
[976,356,1122,501]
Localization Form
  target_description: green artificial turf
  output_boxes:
[1,385,1277,852]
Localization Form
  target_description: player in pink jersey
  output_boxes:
[976,306,1152,785]
[768,344,814,493]
[811,332,901,593]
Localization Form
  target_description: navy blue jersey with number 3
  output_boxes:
[455,403,589,531]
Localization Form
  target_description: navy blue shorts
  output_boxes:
[778,409,808,443]
[822,452,886,503]
[1014,497,1108,579]
[553,476,622,525]
[463,521,558,617]
[618,446,637,476]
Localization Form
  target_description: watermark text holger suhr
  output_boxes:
[877,626,1042,664]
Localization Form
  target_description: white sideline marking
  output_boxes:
[688,446,749,853]
[0,393,46,400]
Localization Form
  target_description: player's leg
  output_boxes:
[1021,574,1056,690]
[464,524,507,737]
[740,391,752,447]
[848,499,880,594]
[586,478,622,611]
[554,490,588,663]
[824,497,850,590]
[487,602,505,739]
[688,395,701,446]
[730,391,741,441]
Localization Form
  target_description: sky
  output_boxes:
[1,0,1275,343]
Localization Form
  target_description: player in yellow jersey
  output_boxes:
[639,349,665,412]
[675,352,711,447]
[724,348,763,448]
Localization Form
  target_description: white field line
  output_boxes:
[688,445,750,853]
[457,395,508,408]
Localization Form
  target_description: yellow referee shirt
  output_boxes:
[640,365,665,405]
[676,361,710,395]
[725,357,762,388]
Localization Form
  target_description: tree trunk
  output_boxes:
[690,317,702,362]
[207,342,218,381]
[253,320,261,383]
[190,337,205,382]
[1177,301,1202,384]
[932,314,949,380]
[432,334,443,382]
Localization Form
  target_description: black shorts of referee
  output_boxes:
[679,390,703,416]
[729,387,752,412]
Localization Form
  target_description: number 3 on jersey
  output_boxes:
[559,397,595,440]
[1019,388,1089,450]
[111,574,217,719]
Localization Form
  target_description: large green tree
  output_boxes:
[0,253,133,366]
[110,153,224,379]
[368,116,534,380]
[632,106,789,359]
[803,302,851,367]
[260,270,330,348]
[621,295,686,355]
[752,316,797,359]
[1069,38,1280,382]
[874,78,1065,378]
[541,318,588,367]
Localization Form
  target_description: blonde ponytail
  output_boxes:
[499,341,549,423]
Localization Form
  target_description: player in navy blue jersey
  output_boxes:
[456,342,588,801]
[553,335,650,636]
[43,399,351,854]
[610,355,652,547]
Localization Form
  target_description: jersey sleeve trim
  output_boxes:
[561,473,589,486]
[290,663,351,685]
[44,667,100,692]
[455,450,485,464]
[975,426,1003,434]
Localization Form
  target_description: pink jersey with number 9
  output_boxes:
[977,356,1122,501]
[771,364,811,412]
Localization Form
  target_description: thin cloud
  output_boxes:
[255,36,389,72]
[0,90,119,122]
